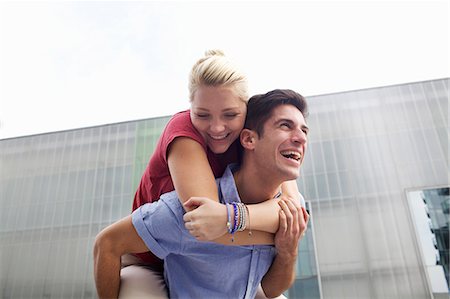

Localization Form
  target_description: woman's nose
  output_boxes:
[210,120,225,133]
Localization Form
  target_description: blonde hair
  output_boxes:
[189,50,249,103]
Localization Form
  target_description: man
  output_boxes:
[94,89,310,298]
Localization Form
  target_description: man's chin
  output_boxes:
[286,169,301,181]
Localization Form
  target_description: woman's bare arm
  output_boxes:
[248,179,302,233]
[168,137,219,208]
[167,137,303,244]
[168,137,277,244]
[281,179,302,201]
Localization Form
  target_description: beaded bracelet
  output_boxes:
[226,202,253,241]
[232,203,243,240]
[232,202,239,233]
[236,203,246,232]
[244,204,252,236]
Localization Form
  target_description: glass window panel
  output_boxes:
[423,128,446,160]
[321,141,337,173]
[326,172,342,198]
[314,142,327,174]
[315,174,330,200]
[303,176,318,200]
[73,171,86,200]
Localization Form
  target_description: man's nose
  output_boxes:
[292,129,307,144]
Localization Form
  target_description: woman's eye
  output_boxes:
[196,114,209,118]
[224,113,238,118]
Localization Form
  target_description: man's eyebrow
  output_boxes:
[274,118,294,124]
[274,118,309,132]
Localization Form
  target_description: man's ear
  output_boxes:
[240,129,257,150]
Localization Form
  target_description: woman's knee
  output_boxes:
[119,265,168,299]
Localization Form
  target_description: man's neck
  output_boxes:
[233,166,282,205]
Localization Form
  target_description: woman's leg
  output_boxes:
[255,284,288,299]
[119,254,168,299]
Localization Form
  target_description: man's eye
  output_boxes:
[281,123,290,128]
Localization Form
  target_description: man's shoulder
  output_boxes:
[135,191,184,225]
[159,191,184,214]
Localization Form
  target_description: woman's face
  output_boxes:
[190,85,247,154]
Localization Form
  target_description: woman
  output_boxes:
[119,50,304,298]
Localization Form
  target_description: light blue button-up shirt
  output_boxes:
[132,164,276,299]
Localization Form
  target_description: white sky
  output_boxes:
[0,0,448,139]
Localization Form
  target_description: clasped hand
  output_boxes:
[183,197,228,241]
[274,196,309,257]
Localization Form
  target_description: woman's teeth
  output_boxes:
[210,134,228,140]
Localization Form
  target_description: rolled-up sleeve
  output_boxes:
[131,200,182,259]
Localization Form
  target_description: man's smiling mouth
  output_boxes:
[281,151,301,161]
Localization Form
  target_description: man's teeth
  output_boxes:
[281,151,301,161]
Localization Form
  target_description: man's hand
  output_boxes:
[261,196,309,298]
[183,197,228,241]
[275,196,309,257]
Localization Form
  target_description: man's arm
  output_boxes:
[261,198,309,298]
[93,215,149,299]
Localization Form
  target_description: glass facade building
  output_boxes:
[0,78,448,298]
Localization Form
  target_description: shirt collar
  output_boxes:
[218,164,241,204]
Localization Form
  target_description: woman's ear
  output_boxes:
[240,129,257,150]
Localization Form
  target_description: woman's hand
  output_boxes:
[183,197,228,241]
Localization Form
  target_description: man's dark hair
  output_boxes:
[244,89,308,137]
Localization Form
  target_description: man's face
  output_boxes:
[253,104,308,181]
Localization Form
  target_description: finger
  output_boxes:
[298,207,308,234]
[183,211,194,223]
[196,235,207,241]
[184,221,193,230]
[302,207,310,224]
[194,230,204,240]
[286,196,302,210]
[278,194,295,202]
[278,200,293,219]
[283,199,301,236]
[278,200,293,230]
[284,198,300,215]
[278,209,287,233]
[283,199,299,224]
[183,197,206,209]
